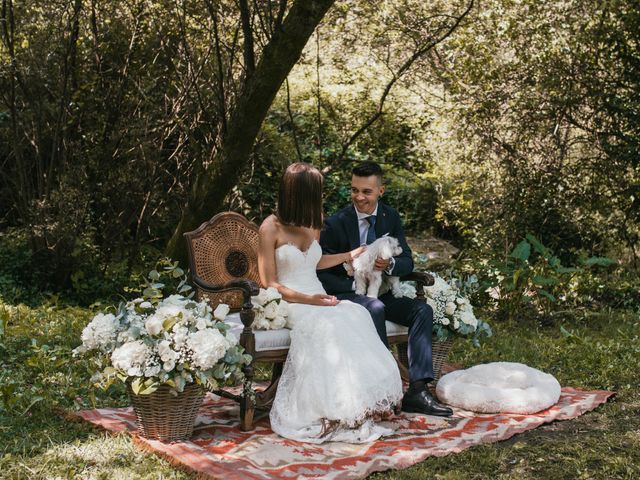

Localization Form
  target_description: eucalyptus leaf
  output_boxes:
[142,287,160,298]
[172,267,184,278]
[130,378,143,394]
[148,270,160,281]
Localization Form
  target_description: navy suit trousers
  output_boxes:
[336,292,435,383]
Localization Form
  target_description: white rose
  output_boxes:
[264,287,281,302]
[139,301,153,309]
[440,317,450,326]
[213,303,230,321]
[445,302,456,316]
[163,359,176,372]
[145,315,163,335]
[252,289,268,306]
[154,304,183,320]
[277,300,289,318]
[253,305,265,322]
[264,302,278,319]
[253,317,270,330]
[271,316,287,329]
[157,340,178,362]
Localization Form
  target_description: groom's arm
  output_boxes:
[318,217,355,295]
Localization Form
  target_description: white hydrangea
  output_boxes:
[187,329,228,370]
[79,313,119,352]
[111,340,151,377]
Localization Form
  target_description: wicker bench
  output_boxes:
[184,212,437,431]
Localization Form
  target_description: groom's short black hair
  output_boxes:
[352,161,383,180]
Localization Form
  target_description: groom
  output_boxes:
[318,161,452,417]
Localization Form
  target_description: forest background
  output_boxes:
[1,0,639,478]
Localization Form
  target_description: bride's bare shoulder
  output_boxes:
[259,214,279,237]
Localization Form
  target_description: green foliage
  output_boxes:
[487,234,618,321]
[428,0,640,261]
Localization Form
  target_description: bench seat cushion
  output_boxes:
[225,313,409,352]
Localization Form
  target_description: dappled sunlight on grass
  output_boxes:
[1,295,638,478]
[0,433,190,479]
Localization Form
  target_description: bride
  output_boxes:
[258,162,403,443]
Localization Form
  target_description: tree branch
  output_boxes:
[336,0,475,163]
[239,0,255,76]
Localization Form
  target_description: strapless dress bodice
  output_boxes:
[275,240,326,295]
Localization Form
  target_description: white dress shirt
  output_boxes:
[355,204,379,246]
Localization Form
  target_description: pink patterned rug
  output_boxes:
[76,386,613,479]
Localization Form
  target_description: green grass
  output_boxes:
[1,300,638,479]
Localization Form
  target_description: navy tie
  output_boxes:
[365,215,377,244]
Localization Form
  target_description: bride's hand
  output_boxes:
[312,294,339,306]
[348,245,366,261]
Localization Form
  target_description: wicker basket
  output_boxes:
[128,383,204,442]
[397,336,454,382]
[432,337,454,382]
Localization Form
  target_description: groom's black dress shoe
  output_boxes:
[401,390,453,417]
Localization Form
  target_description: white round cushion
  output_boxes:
[436,362,561,414]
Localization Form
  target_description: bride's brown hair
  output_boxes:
[276,162,323,229]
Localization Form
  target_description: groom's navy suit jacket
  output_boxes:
[318,202,414,295]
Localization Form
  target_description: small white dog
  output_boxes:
[349,235,404,298]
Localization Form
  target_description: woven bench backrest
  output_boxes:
[184,212,260,310]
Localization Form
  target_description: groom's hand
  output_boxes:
[374,258,391,271]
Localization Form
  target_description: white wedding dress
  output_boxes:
[269,240,403,443]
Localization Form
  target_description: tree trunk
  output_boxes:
[166,0,335,262]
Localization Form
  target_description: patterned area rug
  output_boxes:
[76,386,613,480]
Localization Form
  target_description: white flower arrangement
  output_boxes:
[74,261,251,395]
[423,272,492,345]
[250,287,289,330]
